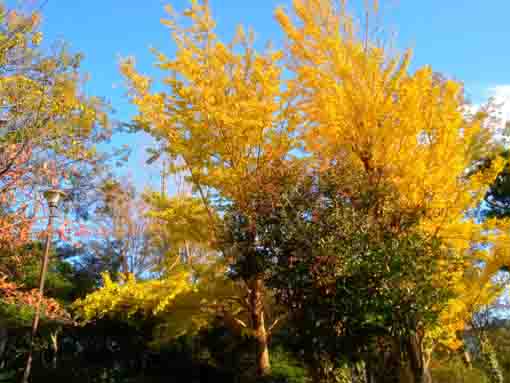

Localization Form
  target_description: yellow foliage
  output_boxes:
[73,269,193,322]
[73,260,251,343]
[0,11,109,162]
[276,0,508,351]
[144,192,215,248]
[119,0,509,353]
[121,1,297,214]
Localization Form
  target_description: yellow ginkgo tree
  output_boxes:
[119,0,298,376]
[273,0,509,379]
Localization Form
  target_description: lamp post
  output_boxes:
[22,189,65,383]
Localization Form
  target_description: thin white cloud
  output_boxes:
[489,85,510,122]
[487,85,510,145]
[489,85,510,101]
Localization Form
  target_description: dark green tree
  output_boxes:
[243,169,456,383]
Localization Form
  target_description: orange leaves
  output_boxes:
[6,10,20,29]
[0,274,71,322]
[30,12,41,27]
[0,143,35,251]
[0,3,112,261]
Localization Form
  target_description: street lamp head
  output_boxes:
[43,189,66,210]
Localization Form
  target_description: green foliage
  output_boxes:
[253,172,453,361]
[484,326,510,382]
[0,369,16,383]
[197,324,256,378]
[17,257,76,304]
[484,150,510,218]
[265,347,310,383]
[480,335,505,383]
[0,299,34,327]
[3,1,510,382]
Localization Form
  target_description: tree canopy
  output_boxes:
[3,1,510,383]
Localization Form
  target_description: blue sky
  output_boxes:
[25,0,510,191]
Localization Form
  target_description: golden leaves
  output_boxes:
[275,0,509,353]
[121,0,509,353]
[31,31,42,45]
[73,270,193,322]
[121,1,293,210]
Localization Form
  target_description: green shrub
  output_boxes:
[262,347,310,383]
[0,369,16,383]
[431,357,490,383]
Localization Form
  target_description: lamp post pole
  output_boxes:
[22,189,64,383]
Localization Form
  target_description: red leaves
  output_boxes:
[0,274,71,322]
[56,224,67,241]
[0,144,36,252]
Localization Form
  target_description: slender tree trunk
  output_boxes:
[249,277,270,376]
[0,326,7,368]
[463,348,472,369]
[120,249,129,276]
[422,349,433,383]
[185,241,192,266]
[50,329,59,369]
[404,333,424,383]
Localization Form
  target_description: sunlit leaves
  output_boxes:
[121,1,297,213]
[114,0,510,359]
[275,0,508,352]
[73,269,193,322]
[0,4,112,253]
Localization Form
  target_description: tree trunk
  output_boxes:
[463,348,472,369]
[0,326,7,368]
[50,329,59,369]
[249,277,270,376]
[120,249,129,276]
[422,349,433,383]
[404,333,424,383]
[401,333,431,383]
[366,334,430,383]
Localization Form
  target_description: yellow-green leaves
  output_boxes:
[144,192,215,248]
[72,260,250,343]
[73,270,193,322]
